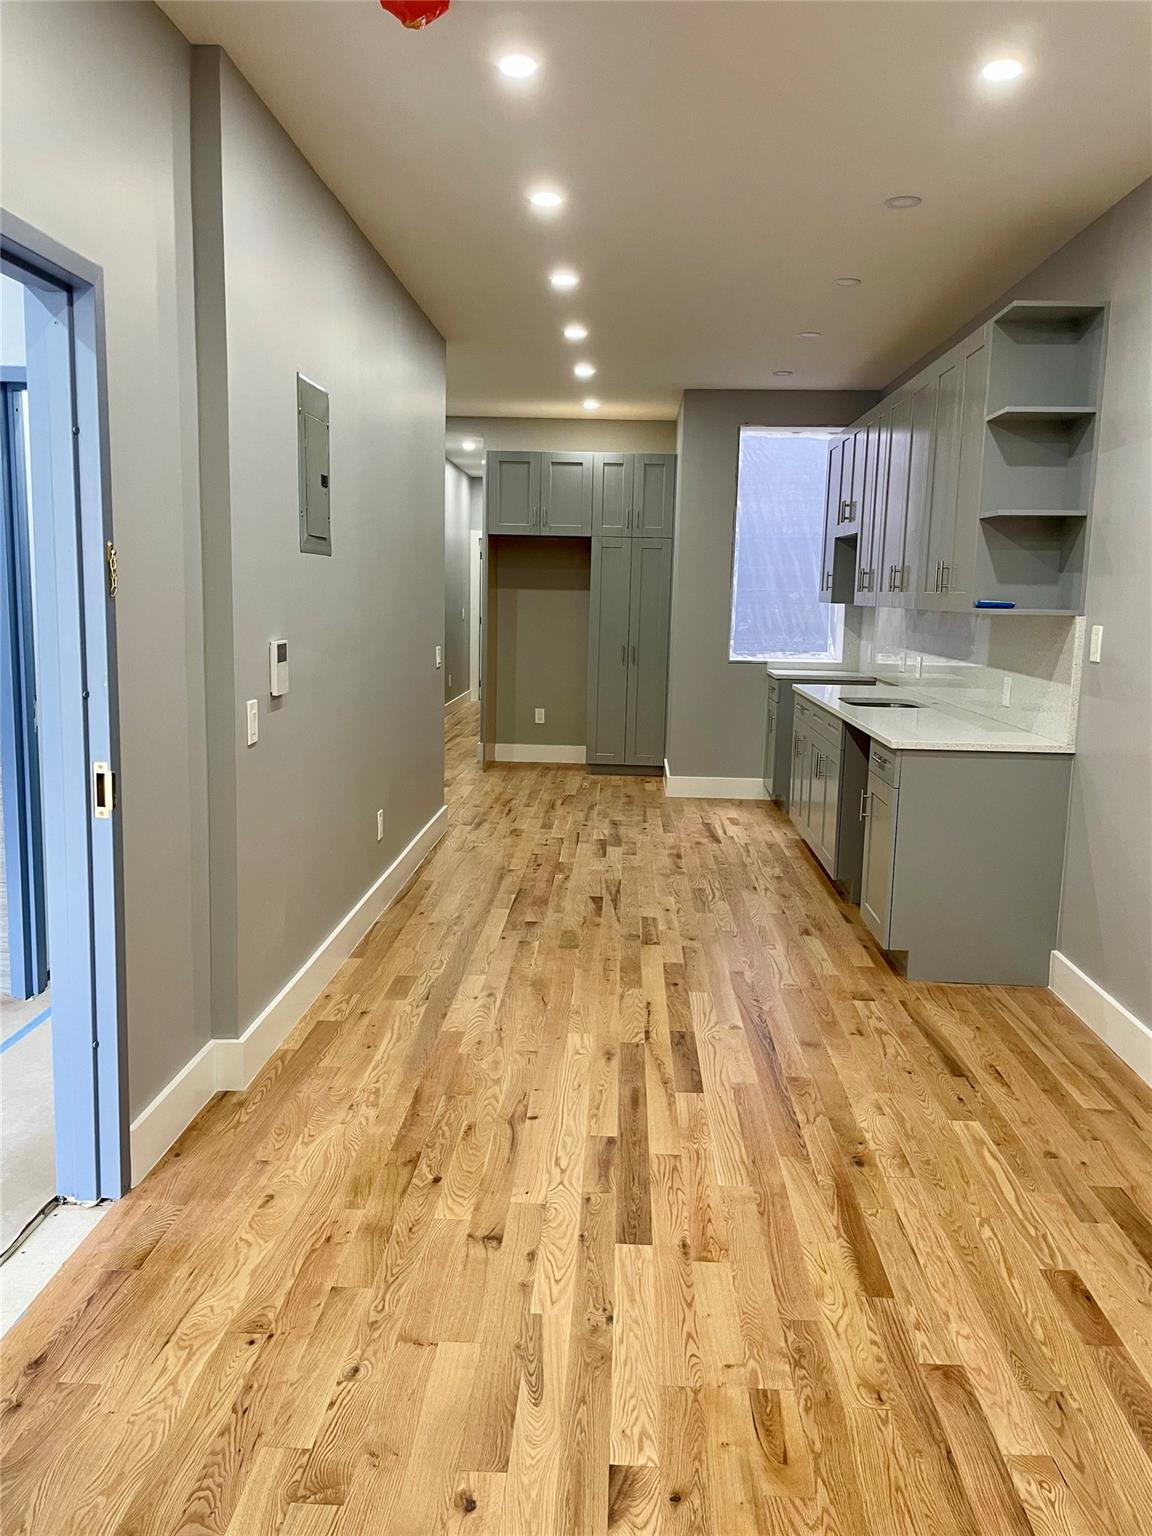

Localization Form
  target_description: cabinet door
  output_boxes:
[919,348,963,608]
[632,454,676,537]
[789,723,808,827]
[878,395,913,605]
[856,413,890,606]
[905,373,939,606]
[820,743,841,872]
[818,440,844,604]
[592,453,632,535]
[540,451,593,536]
[486,451,539,534]
[844,425,867,532]
[586,537,633,764]
[942,332,990,609]
[763,698,777,796]
[861,773,898,948]
[625,537,673,765]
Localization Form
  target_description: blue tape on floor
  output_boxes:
[0,1007,51,1056]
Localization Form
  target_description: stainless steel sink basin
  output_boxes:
[846,698,921,709]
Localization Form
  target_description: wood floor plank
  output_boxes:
[4,701,1151,1536]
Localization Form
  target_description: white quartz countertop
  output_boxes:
[765,666,876,681]
[791,683,1074,754]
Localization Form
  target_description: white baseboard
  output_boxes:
[444,690,470,714]
[493,743,586,764]
[1049,950,1152,1087]
[662,761,768,800]
[128,802,449,1184]
[127,1039,217,1187]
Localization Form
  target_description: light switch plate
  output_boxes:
[1089,624,1104,663]
[1001,676,1012,707]
[377,809,384,841]
[535,707,546,724]
[246,699,259,746]
[435,644,442,669]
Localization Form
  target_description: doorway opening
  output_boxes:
[1,226,125,1305]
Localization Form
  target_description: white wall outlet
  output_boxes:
[245,698,259,746]
[534,707,546,724]
[435,644,442,669]
[1089,624,1104,663]
[377,809,384,841]
[461,606,465,622]
[448,674,452,688]
[1001,676,1013,707]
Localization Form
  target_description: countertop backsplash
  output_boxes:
[856,610,1084,749]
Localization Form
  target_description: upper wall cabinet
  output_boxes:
[633,454,676,536]
[489,449,675,539]
[820,300,1107,615]
[486,451,540,533]
[540,451,594,535]
[592,451,677,536]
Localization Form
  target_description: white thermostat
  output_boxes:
[269,638,290,697]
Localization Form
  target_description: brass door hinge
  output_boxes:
[106,541,118,598]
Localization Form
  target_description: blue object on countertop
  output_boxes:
[973,599,1016,609]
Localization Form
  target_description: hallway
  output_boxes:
[3,706,1152,1535]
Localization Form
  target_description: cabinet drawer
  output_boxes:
[806,703,844,754]
[766,676,780,704]
[869,741,900,788]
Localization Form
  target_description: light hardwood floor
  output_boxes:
[4,702,1152,1535]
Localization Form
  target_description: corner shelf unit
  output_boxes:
[975,300,1107,613]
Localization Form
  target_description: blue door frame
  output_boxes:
[1,373,49,999]
[2,215,127,1200]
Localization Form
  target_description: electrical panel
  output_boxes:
[297,373,331,555]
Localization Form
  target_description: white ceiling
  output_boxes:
[446,434,485,477]
[160,1,1152,421]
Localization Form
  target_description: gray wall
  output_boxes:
[666,390,878,780]
[487,538,590,748]
[444,460,471,704]
[894,179,1150,1026]
[195,49,446,1036]
[2,0,211,1116]
[448,415,677,453]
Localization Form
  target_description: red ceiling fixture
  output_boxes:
[379,0,450,28]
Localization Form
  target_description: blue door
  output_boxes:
[1,375,49,1000]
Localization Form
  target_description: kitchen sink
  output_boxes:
[847,698,921,709]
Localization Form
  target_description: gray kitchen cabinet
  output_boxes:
[586,535,633,764]
[626,538,673,764]
[876,394,913,604]
[632,454,676,536]
[762,686,778,796]
[919,333,989,609]
[592,452,631,535]
[587,535,674,767]
[820,301,1105,617]
[855,744,1071,983]
[486,450,540,533]
[860,770,898,946]
[540,451,593,535]
[855,412,890,605]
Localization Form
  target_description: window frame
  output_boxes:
[727,424,844,665]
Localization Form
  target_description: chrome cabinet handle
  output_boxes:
[940,563,951,592]
[859,790,871,821]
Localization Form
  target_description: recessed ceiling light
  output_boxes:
[528,187,565,211]
[563,323,588,342]
[834,277,862,287]
[981,58,1024,81]
[549,268,579,291]
[574,362,596,380]
[582,398,600,411]
[498,53,538,79]
[798,331,822,339]
[773,370,794,378]
[884,195,923,209]
[461,439,477,451]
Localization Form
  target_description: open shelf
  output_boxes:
[986,405,1097,424]
[980,508,1088,520]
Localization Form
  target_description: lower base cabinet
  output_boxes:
[587,535,672,767]
[859,744,1071,984]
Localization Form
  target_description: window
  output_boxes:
[729,427,843,662]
